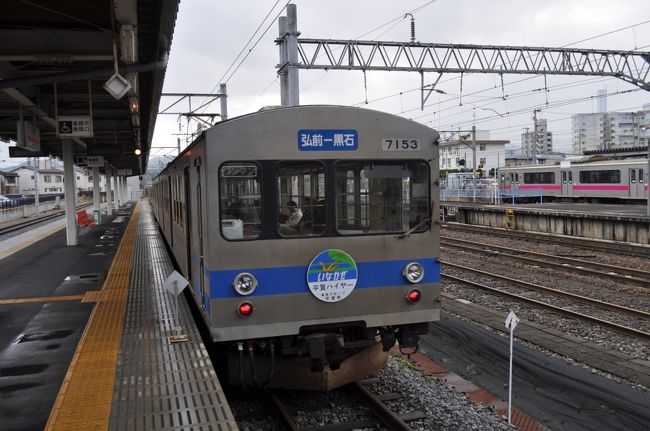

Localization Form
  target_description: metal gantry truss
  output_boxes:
[284,39,650,98]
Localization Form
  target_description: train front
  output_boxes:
[199,106,440,390]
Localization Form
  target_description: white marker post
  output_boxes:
[504,310,520,424]
[163,270,190,343]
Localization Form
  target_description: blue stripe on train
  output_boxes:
[208,258,440,299]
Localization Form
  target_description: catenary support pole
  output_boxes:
[278,16,288,106]
[123,177,128,203]
[105,165,113,216]
[62,139,77,246]
[219,83,228,120]
[472,125,477,202]
[286,4,299,106]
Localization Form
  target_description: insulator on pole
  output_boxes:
[411,18,415,43]
[404,13,415,43]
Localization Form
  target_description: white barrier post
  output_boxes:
[505,310,520,424]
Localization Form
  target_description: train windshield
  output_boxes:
[277,162,326,237]
[219,163,262,240]
[335,161,430,235]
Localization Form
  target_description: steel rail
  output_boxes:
[268,391,300,431]
[442,222,650,259]
[267,383,415,431]
[442,261,650,319]
[442,271,650,340]
[441,238,650,286]
[0,203,93,236]
[351,382,414,431]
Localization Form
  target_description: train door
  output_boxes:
[561,170,573,196]
[629,168,645,199]
[184,167,192,275]
[509,173,518,196]
[168,179,174,247]
[195,163,207,310]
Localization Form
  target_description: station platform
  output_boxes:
[0,201,238,430]
[442,201,649,245]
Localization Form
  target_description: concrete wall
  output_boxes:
[0,200,63,223]
[456,206,649,245]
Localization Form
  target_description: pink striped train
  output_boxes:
[498,158,648,203]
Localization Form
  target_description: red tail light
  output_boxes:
[406,289,421,303]
[238,302,254,317]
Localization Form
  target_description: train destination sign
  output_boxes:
[307,249,358,303]
[298,129,358,151]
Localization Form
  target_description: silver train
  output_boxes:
[498,158,649,202]
[151,105,441,390]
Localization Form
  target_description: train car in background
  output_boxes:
[498,158,648,203]
[151,105,441,390]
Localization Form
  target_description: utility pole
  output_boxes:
[532,110,539,165]
[32,157,39,215]
[472,125,477,190]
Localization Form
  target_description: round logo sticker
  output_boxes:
[307,249,358,303]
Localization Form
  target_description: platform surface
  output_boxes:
[442,201,648,217]
[109,201,238,430]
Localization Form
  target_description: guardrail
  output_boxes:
[441,188,545,204]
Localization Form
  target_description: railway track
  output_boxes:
[441,237,650,287]
[268,380,422,431]
[442,262,650,340]
[0,203,93,237]
[442,222,650,259]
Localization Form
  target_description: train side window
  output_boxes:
[631,170,636,183]
[219,163,262,240]
[276,162,326,237]
[640,169,645,183]
[568,171,573,183]
[579,170,620,184]
[562,172,566,183]
[334,161,430,235]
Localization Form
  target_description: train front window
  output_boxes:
[276,162,326,237]
[219,163,262,240]
[335,161,430,235]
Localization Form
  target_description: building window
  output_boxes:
[479,157,486,166]
[44,175,51,183]
[479,143,486,151]
[55,175,62,182]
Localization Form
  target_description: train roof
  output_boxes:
[154,105,439,178]
[500,158,647,171]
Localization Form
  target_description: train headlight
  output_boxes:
[402,262,425,284]
[233,272,257,295]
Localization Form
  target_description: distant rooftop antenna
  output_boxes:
[405,13,415,43]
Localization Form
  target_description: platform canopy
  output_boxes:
[0,0,180,174]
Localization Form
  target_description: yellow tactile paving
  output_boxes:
[81,290,105,303]
[0,295,84,304]
[45,202,141,431]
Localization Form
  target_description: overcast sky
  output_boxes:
[2,0,649,169]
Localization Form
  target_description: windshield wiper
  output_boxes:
[396,217,432,239]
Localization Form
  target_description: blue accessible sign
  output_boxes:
[307,249,358,303]
[298,129,358,151]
